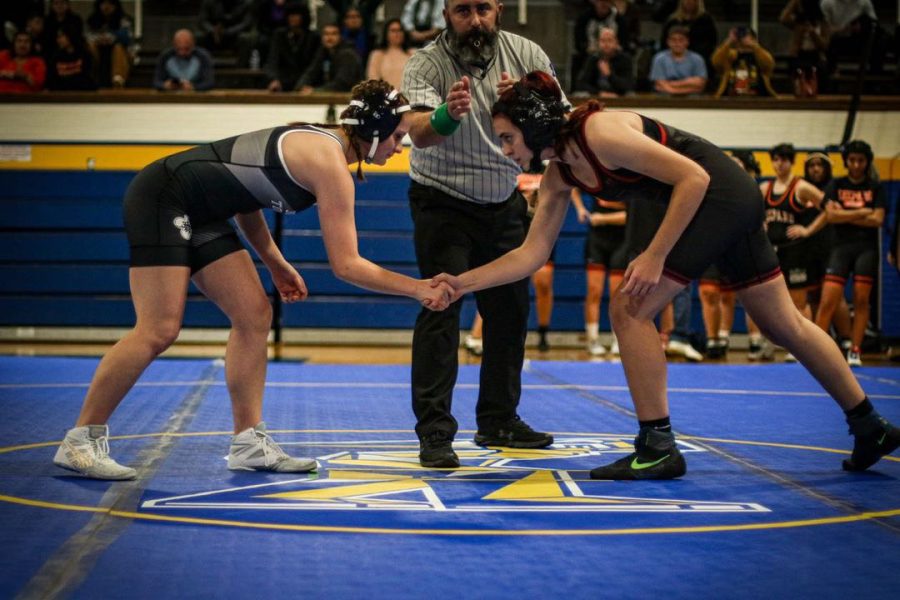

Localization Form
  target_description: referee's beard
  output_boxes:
[446,17,500,68]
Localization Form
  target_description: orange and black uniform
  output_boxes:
[823,175,886,286]
[559,108,780,291]
[763,177,822,289]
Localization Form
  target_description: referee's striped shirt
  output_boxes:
[401,30,566,205]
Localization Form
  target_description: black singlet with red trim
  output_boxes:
[764,177,820,247]
[554,108,781,288]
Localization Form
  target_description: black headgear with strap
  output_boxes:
[340,88,411,163]
[493,82,567,172]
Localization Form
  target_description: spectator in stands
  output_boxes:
[25,13,48,57]
[264,1,319,92]
[711,26,777,97]
[779,0,828,92]
[400,0,444,48]
[325,0,384,41]
[244,0,290,68]
[574,26,634,97]
[660,0,717,81]
[47,20,97,90]
[0,31,46,93]
[198,0,255,66]
[341,7,374,64]
[296,22,362,94]
[573,0,626,90]
[366,18,413,91]
[820,0,884,76]
[649,26,706,95]
[44,0,84,56]
[611,0,640,52]
[153,29,215,91]
[85,0,132,88]
[1,1,45,45]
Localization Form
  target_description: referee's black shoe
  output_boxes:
[419,431,460,469]
[590,447,687,480]
[473,417,553,448]
[843,422,900,472]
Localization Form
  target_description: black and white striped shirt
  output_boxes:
[401,30,564,204]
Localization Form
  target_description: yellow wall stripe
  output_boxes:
[0,144,412,173]
[3,145,899,180]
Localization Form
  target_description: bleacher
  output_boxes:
[84,0,899,95]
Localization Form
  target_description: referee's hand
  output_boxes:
[446,76,472,120]
[497,71,514,96]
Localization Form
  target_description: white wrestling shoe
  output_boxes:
[53,424,137,480]
[587,338,607,357]
[228,422,318,473]
[666,339,703,362]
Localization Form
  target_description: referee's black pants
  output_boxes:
[409,181,530,441]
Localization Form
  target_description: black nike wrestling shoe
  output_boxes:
[843,421,900,472]
[589,446,687,480]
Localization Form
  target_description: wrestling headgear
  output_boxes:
[493,82,567,172]
[341,88,411,163]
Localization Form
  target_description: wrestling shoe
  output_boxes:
[228,422,317,472]
[419,431,459,468]
[705,339,723,359]
[464,335,483,357]
[747,340,763,361]
[843,421,900,472]
[589,446,687,480]
[537,335,551,353]
[53,424,137,480]
[587,337,606,357]
[609,336,620,356]
[847,347,862,367]
[666,339,703,362]
[474,417,553,448]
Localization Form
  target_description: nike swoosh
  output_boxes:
[878,433,887,446]
[631,454,670,470]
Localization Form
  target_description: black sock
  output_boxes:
[538,325,548,339]
[844,397,873,419]
[845,398,888,437]
[637,418,674,457]
[639,416,671,432]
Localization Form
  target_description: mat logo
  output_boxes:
[141,436,769,515]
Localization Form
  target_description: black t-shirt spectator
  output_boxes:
[824,176,886,245]
[297,39,362,92]
[265,26,321,91]
[575,51,634,95]
[47,45,97,90]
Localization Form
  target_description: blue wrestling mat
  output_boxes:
[1,356,899,599]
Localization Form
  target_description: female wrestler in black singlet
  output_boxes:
[53,80,453,480]
[432,71,899,480]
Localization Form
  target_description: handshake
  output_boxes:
[418,273,465,311]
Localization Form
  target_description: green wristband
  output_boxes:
[430,103,461,136]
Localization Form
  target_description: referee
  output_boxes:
[401,0,561,467]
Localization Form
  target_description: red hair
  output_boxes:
[554,100,604,159]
